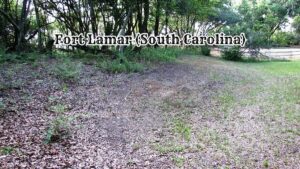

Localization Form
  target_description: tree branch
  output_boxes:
[0,9,20,31]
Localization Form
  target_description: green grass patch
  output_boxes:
[172,156,185,167]
[197,128,229,152]
[172,119,192,141]
[216,91,235,118]
[153,143,185,154]
[245,61,300,76]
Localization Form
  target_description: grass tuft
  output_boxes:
[173,119,192,141]
[172,156,185,167]
[97,57,143,73]
[153,143,185,154]
[53,58,82,81]
[0,146,14,155]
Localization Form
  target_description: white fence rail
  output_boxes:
[211,48,300,60]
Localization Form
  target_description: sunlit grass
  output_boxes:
[246,61,300,76]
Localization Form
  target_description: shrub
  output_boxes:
[293,15,300,34]
[97,57,143,73]
[53,58,82,80]
[201,46,211,56]
[271,32,297,47]
[45,115,71,143]
[222,47,243,61]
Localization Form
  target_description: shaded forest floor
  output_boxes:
[0,55,299,168]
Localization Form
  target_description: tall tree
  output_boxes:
[33,0,43,50]
[16,0,32,51]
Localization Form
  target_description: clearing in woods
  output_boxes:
[0,56,299,168]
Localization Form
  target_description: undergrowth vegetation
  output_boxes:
[97,57,144,73]
[200,46,211,56]
[45,115,72,143]
[0,48,43,64]
[222,47,243,61]
[172,118,192,141]
[131,47,202,62]
[52,58,82,81]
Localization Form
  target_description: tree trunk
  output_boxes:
[154,0,161,36]
[118,9,132,53]
[33,0,43,50]
[165,8,169,34]
[1,0,9,44]
[137,1,143,33]
[142,0,149,33]
[16,0,31,51]
[88,0,97,35]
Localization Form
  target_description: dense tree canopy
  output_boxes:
[0,0,299,53]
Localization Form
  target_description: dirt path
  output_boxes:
[0,56,299,168]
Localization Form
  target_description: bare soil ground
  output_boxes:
[0,56,299,168]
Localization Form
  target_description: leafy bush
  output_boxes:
[45,115,71,143]
[271,32,297,47]
[53,58,82,80]
[293,15,300,34]
[201,46,211,56]
[222,47,243,61]
[97,57,143,73]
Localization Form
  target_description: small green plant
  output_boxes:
[50,104,67,113]
[53,58,82,80]
[173,119,192,141]
[172,156,185,167]
[62,83,69,92]
[0,99,5,110]
[97,57,143,73]
[201,46,211,56]
[45,115,71,143]
[222,47,243,61]
[0,146,14,155]
[263,159,269,168]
